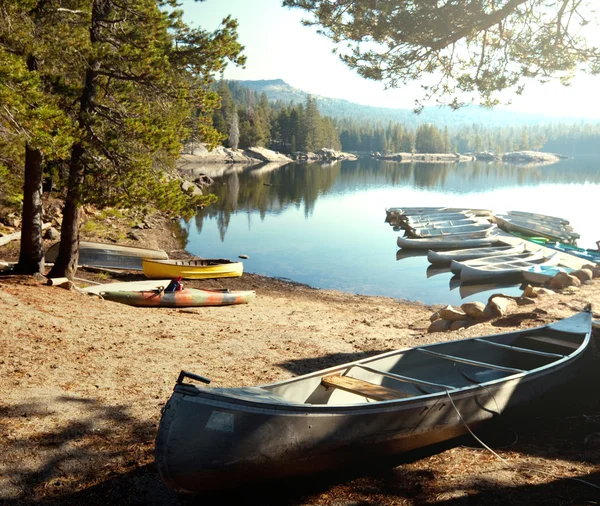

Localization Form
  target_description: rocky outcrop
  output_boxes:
[372,152,474,163]
[501,151,564,164]
[291,148,358,162]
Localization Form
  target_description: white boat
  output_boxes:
[397,233,500,250]
[507,210,570,225]
[427,242,526,266]
[409,223,496,238]
[45,241,168,271]
[494,215,579,243]
[404,217,479,229]
[450,250,543,275]
[522,265,575,285]
[459,252,561,282]
[402,212,474,224]
[155,311,593,493]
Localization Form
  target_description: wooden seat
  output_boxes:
[321,374,413,401]
[521,334,580,351]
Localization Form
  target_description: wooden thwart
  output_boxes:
[321,374,413,401]
[521,334,580,351]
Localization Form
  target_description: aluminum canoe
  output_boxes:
[397,233,500,250]
[45,241,168,271]
[155,310,593,493]
[458,252,561,282]
[408,223,496,238]
[450,249,543,275]
[427,242,526,265]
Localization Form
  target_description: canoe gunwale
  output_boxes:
[173,312,591,413]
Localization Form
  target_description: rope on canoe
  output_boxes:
[446,391,600,492]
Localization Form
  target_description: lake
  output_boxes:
[184,157,599,305]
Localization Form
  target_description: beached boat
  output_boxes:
[540,242,600,264]
[99,287,255,307]
[402,212,474,224]
[408,223,496,238]
[507,210,570,225]
[494,215,579,244]
[427,242,525,266]
[450,250,543,275]
[522,265,575,285]
[142,258,243,279]
[458,252,560,282]
[155,310,593,493]
[397,233,500,250]
[45,241,168,271]
[404,217,479,229]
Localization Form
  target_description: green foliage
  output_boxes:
[284,0,600,109]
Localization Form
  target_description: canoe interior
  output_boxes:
[145,258,238,267]
[260,320,587,406]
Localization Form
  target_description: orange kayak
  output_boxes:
[100,288,255,307]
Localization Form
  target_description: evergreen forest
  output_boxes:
[211,80,600,156]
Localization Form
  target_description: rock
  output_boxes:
[460,301,487,320]
[429,310,441,322]
[181,180,203,196]
[523,284,538,298]
[536,287,556,296]
[486,296,518,317]
[428,319,451,333]
[127,231,142,241]
[43,227,60,240]
[5,213,21,228]
[449,320,469,331]
[571,269,593,283]
[549,272,581,290]
[439,305,467,321]
[516,296,536,306]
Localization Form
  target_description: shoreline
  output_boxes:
[1,210,600,504]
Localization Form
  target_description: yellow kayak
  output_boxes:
[142,258,243,280]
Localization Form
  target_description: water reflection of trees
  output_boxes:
[194,161,342,236]
[192,157,600,237]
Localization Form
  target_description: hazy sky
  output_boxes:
[181,0,600,118]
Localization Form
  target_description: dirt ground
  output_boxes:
[1,220,600,505]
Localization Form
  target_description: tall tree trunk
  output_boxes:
[15,144,45,273]
[47,145,84,279]
[47,0,111,279]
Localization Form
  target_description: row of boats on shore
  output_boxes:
[388,207,599,287]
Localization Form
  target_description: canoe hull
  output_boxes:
[100,288,255,307]
[155,312,592,493]
[156,349,586,493]
[142,258,243,280]
[427,242,525,266]
[397,234,499,250]
[45,241,168,271]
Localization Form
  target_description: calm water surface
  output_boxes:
[184,157,599,305]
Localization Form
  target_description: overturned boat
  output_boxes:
[155,310,593,493]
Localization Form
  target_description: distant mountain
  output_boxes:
[234,79,591,128]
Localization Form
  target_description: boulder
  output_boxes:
[429,310,442,322]
[549,272,581,290]
[516,296,536,306]
[428,319,451,333]
[439,305,467,321]
[536,287,556,296]
[486,296,518,317]
[449,320,469,331]
[571,269,593,283]
[522,284,538,298]
[43,227,60,241]
[181,180,203,196]
[461,301,487,320]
